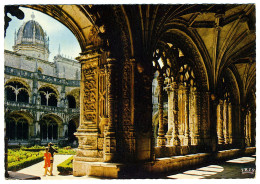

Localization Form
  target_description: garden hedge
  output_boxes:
[57,156,73,174]
[8,155,43,171]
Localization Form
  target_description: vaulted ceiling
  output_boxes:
[6,4,255,105]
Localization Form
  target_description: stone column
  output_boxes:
[157,75,166,146]
[74,48,102,163]
[15,121,17,141]
[228,102,233,144]
[217,100,224,144]
[103,58,116,162]
[166,83,173,145]
[172,82,180,146]
[209,93,218,152]
[192,87,200,145]
[248,111,252,146]
[63,124,68,138]
[223,99,229,144]
[183,86,191,146]
[178,85,184,145]
[245,112,249,146]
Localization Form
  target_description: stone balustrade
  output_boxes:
[5,100,79,114]
[5,66,80,87]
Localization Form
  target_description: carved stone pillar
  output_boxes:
[171,82,180,146]
[248,111,252,146]
[35,121,40,139]
[209,93,218,152]
[166,83,173,145]
[228,102,233,144]
[245,112,249,146]
[103,58,116,162]
[183,86,191,146]
[223,99,229,144]
[217,100,224,144]
[157,75,166,147]
[192,87,200,145]
[74,49,102,162]
[178,84,184,145]
[63,124,68,138]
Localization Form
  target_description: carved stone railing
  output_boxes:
[5,66,80,87]
[4,100,79,114]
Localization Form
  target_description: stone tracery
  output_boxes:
[4,4,256,179]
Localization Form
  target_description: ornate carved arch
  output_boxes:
[160,29,210,91]
[38,84,59,98]
[5,77,31,94]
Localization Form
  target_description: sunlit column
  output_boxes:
[157,75,166,147]
[217,100,224,144]
[166,83,173,145]
[248,111,252,146]
[172,82,180,146]
[104,58,117,161]
[223,99,229,144]
[192,86,200,145]
[35,121,40,138]
[228,102,233,144]
[178,84,184,145]
[183,86,191,146]
[245,112,248,146]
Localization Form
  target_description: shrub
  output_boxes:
[21,145,45,152]
[8,154,43,171]
[56,148,76,155]
[57,156,73,174]
[7,149,44,171]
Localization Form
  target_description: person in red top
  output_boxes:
[43,147,51,176]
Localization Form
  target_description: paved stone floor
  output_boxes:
[8,154,256,180]
[16,155,99,180]
[166,154,256,179]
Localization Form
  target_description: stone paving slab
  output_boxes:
[166,155,256,179]
[7,154,256,180]
[7,171,41,180]
[15,155,99,180]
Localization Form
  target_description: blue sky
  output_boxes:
[4,7,81,62]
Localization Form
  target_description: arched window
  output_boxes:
[40,120,47,140]
[39,86,58,106]
[5,81,29,103]
[67,95,76,108]
[5,117,28,140]
[68,120,77,143]
[17,119,29,140]
[6,118,15,140]
[40,117,58,141]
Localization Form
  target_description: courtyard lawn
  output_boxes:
[7,146,76,171]
[8,149,44,171]
[57,156,74,175]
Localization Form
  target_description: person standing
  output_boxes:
[43,147,51,176]
[48,142,58,176]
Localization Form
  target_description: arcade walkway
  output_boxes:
[8,154,256,179]
[166,155,256,179]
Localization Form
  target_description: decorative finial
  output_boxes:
[31,12,35,20]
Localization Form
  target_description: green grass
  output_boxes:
[8,149,44,171]
[7,146,76,171]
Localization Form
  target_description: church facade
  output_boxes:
[4,4,256,178]
[4,14,81,146]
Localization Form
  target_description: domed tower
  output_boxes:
[13,12,50,61]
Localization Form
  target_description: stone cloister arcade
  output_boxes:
[5,4,256,178]
[4,77,80,145]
